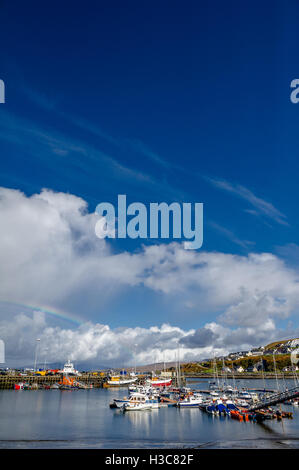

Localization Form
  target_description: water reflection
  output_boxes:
[0,379,298,448]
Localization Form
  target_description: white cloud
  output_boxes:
[0,186,299,364]
[0,311,216,366]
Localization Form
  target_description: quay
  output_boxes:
[0,373,107,389]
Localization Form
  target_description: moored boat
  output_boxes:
[146,377,172,387]
[14,383,24,390]
[122,393,153,411]
[178,394,203,407]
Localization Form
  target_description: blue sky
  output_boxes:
[1,1,299,366]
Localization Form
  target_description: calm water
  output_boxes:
[0,378,298,448]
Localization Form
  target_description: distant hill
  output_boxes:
[264,338,299,351]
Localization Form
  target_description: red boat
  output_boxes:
[146,377,172,387]
[14,383,24,390]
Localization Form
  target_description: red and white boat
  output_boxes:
[14,383,24,390]
[146,377,172,387]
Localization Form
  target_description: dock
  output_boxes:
[0,373,107,389]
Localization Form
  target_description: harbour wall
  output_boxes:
[0,374,106,389]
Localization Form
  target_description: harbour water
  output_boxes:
[0,378,298,448]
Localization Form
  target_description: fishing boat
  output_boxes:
[14,383,24,390]
[146,377,172,387]
[60,360,81,376]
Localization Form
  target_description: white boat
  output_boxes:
[60,360,81,376]
[128,384,147,393]
[235,398,249,408]
[122,393,153,411]
[237,390,251,400]
[107,376,138,386]
[113,397,131,408]
[178,394,203,407]
[114,389,159,409]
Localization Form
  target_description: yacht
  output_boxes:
[122,393,153,411]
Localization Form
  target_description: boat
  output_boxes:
[75,381,93,389]
[112,386,159,408]
[237,390,251,400]
[215,400,229,415]
[107,375,138,386]
[225,400,239,411]
[178,394,203,407]
[122,393,153,411]
[230,409,245,421]
[146,377,172,387]
[112,397,131,408]
[60,360,81,376]
[14,383,24,390]
[235,398,249,408]
[50,383,60,389]
[206,404,219,415]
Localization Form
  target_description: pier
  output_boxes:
[248,385,299,412]
[0,373,107,389]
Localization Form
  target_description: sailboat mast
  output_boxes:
[273,350,279,392]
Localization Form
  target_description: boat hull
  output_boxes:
[146,379,172,387]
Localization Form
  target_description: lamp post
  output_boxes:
[34,338,40,372]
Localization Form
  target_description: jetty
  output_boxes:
[0,373,107,389]
[248,385,299,412]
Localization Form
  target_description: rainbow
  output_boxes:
[0,300,84,326]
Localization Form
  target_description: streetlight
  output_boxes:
[34,338,40,372]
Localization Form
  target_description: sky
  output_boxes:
[1,0,299,368]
